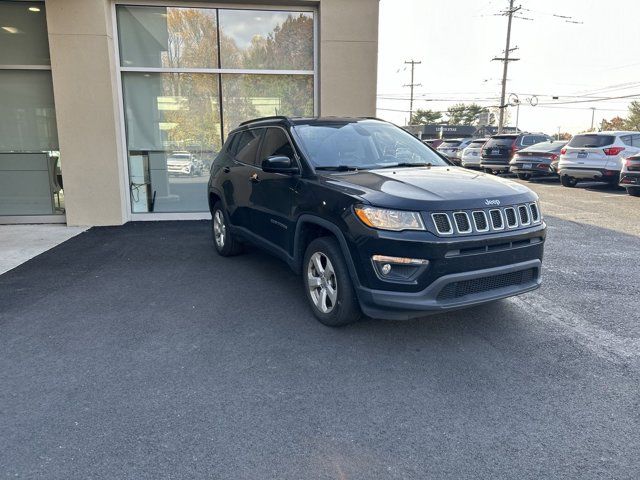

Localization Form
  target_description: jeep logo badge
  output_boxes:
[485,199,501,206]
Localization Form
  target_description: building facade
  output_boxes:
[0,0,379,226]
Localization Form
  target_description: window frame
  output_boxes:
[112,1,318,218]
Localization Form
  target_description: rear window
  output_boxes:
[568,135,615,148]
[469,140,487,147]
[439,140,461,147]
[485,136,517,147]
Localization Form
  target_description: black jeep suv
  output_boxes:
[481,133,552,174]
[208,117,546,326]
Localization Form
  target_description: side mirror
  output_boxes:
[261,155,299,174]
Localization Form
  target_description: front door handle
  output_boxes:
[250,172,260,183]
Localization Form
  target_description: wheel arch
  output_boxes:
[293,215,362,289]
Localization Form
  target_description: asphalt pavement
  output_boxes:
[1,181,639,479]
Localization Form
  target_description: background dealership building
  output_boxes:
[0,0,379,225]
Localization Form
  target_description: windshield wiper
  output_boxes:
[315,165,361,171]
[377,162,432,169]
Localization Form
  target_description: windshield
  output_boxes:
[293,121,448,169]
[568,135,615,148]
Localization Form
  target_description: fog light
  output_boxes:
[371,255,429,282]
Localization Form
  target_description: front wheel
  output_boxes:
[211,202,243,256]
[561,175,577,187]
[303,237,361,327]
[626,187,640,197]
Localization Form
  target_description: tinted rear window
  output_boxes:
[485,136,516,147]
[469,140,487,147]
[440,141,461,147]
[568,135,615,148]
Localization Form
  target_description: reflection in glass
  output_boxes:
[122,73,221,213]
[117,6,219,68]
[222,74,313,135]
[0,1,50,65]
[0,70,58,152]
[219,10,313,70]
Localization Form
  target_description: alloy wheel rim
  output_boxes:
[307,252,338,313]
[213,210,225,248]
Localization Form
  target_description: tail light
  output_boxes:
[603,146,625,156]
[560,148,567,155]
[549,154,559,161]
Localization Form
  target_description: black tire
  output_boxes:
[302,237,361,327]
[483,168,492,174]
[211,201,243,256]
[517,173,532,180]
[561,175,577,187]
[627,187,640,197]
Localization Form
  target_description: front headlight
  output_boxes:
[354,205,425,231]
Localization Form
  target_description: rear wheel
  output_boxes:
[517,173,532,180]
[211,201,243,256]
[626,187,640,197]
[303,237,361,327]
[561,175,577,187]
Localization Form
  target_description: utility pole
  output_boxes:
[494,0,520,133]
[590,107,596,131]
[403,59,422,124]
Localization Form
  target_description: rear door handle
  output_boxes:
[250,172,260,183]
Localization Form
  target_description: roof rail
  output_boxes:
[238,115,291,126]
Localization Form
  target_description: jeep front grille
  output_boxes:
[472,211,489,232]
[489,209,504,230]
[431,213,453,234]
[453,212,471,233]
[518,205,530,225]
[504,207,518,228]
[429,203,541,236]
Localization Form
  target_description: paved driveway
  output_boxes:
[1,210,639,478]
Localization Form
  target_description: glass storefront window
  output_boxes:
[221,74,313,137]
[117,6,219,69]
[0,1,50,65]
[0,2,63,217]
[219,10,313,70]
[116,5,315,214]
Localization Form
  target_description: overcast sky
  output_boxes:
[376,0,640,134]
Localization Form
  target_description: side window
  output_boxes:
[259,128,296,163]
[620,135,633,147]
[235,129,263,165]
[632,135,640,147]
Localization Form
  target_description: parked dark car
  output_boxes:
[620,153,640,196]
[509,140,567,180]
[208,117,546,326]
[481,133,552,174]
[422,138,444,149]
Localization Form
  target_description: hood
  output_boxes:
[321,166,536,211]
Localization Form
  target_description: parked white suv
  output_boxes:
[460,138,489,169]
[557,132,640,187]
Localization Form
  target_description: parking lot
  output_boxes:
[1,181,639,479]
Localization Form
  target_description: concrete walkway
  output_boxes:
[0,224,88,275]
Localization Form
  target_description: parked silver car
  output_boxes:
[437,138,474,165]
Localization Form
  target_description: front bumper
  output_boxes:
[357,259,541,320]
[346,222,546,320]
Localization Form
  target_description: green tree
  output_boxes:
[446,103,488,125]
[624,101,640,131]
[409,109,442,125]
